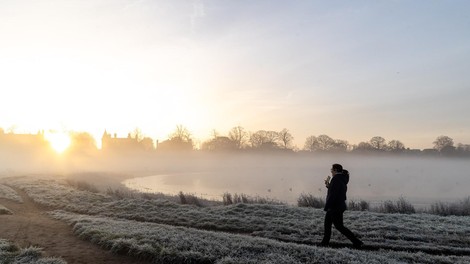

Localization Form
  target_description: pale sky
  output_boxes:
[1,0,469,149]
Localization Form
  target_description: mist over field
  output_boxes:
[2,149,468,206]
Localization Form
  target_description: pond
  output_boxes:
[123,154,470,206]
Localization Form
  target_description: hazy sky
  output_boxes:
[1,0,469,149]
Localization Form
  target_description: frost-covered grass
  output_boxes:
[0,204,12,215]
[49,210,470,264]
[0,239,66,264]
[9,177,470,257]
[0,184,23,203]
[7,177,113,210]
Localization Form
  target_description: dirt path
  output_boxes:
[0,187,150,264]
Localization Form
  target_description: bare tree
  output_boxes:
[353,142,374,152]
[131,127,144,141]
[388,140,405,152]
[304,135,318,151]
[433,135,454,152]
[316,134,335,151]
[249,130,279,149]
[333,139,349,152]
[170,125,192,142]
[228,126,248,149]
[158,125,193,151]
[201,136,237,151]
[278,128,294,149]
[370,136,386,150]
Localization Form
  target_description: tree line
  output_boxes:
[1,126,469,157]
[157,126,470,157]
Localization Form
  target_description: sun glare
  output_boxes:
[45,132,71,153]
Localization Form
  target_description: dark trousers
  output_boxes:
[321,209,362,245]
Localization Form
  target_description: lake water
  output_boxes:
[122,154,470,206]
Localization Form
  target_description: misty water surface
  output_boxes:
[123,154,470,206]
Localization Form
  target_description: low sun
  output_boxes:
[45,132,71,153]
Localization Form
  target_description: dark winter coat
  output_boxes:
[324,171,349,211]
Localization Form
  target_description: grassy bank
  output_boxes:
[0,239,66,264]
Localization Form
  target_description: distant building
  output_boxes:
[0,130,49,151]
[101,131,154,152]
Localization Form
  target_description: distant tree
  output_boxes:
[332,139,349,152]
[316,134,336,151]
[370,136,386,151]
[68,132,97,153]
[170,125,192,142]
[304,136,318,152]
[278,128,294,149]
[201,136,237,151]
[158,125,193,151]
[456,143,470,156]
[228,126,248,149]
[433,135,454,152]
[303,135,346,152]
[388,140,405,152]
[353,142,374,152]
[131,127,144,141]
[249,130,279,150]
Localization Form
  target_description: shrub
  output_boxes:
[297,193,324,208]
[348,200,370,211]
[223,193,233,205]
[179,192,203,207]
[65,179,99,193]
[377,197,415,214]
[429,197,470,216]
[222,193,284,206]
[106,187,138,199]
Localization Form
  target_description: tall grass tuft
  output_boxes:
[348,200,370,211]
[297,193,325,208]
[178,191,203,207]
[429,197,470,216]
[106,187,138,199]
[222,193,285,205]
[377,197,415,214]
[65,179,99,193]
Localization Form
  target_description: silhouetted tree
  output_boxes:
[304,135,347,152]
[201,136,237,151]
[249,130,279,150]
[456,143,470,156]
[353,142,374,152]
[158,125,193,151]
[388,140,405,152]
[171,125,192,142]
[228,126,248,149]
[304,135,318,152]
[278,128,294,149]
[316,134,335,151]
[131,127,144,141]
[370,136,386,151]
[433,135,454,152]
[332,139,349,152]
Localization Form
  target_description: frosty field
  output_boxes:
[3,175,470,263]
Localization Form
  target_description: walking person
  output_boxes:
[320,163,363,248]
